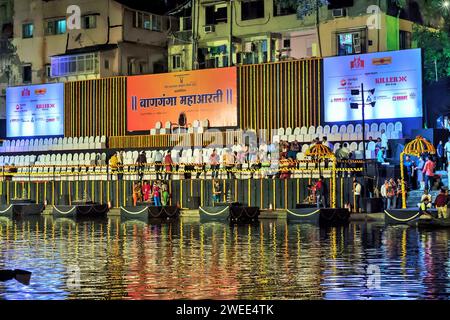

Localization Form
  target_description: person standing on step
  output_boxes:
[210,149,220,179]
[315,176,328,208]
[161,182,170,206]
[132,181,142,206]
[396,178,407,208]
[389,178,398,209]
[117,151,124,180]
[224,149,236,180]
[404,155,414,188]
[381,180,388,210]
[434,188,448,219]
[381,129,388,157]
[195,149,205,179]
[212,179,222,204]
[136,151,147,182]
[353,178,362,213]
[109,152,118,180]
[422,155,436,192]
[154,150,163,180]
[152,181,161,206]
[445,137,450,170]
[386,180,397,210]
[142,180,151,202]
[415,155,425,190]
[437,140,445,171]
[164,151,173,180]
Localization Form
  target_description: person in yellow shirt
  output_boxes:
[224,149,235,180]
[109,153,119,179]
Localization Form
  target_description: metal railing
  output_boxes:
[0,159,364,182]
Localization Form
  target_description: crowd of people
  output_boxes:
[102,134,450,212]
[107,135,361,182]
[379,178,408,210]
[131,180,170,207]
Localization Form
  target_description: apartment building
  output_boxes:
[9,0,177,84]
[0,0,13,121]
[167,0,429,72]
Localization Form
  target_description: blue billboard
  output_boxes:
[6,83,64,137]
[323,48,423,122]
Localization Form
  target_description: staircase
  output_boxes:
[406,190,439,208]
[405,170,448,208]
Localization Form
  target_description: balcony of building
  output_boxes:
[0,38,13,55]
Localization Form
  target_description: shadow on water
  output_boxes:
[1,216,450,300]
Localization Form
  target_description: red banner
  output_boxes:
[127,67,237,131]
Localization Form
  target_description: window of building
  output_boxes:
[133,11,163,31]
[172,55,182,69]
[153,61,165,74]
[127,59,134,75]
[273,0,296,16]
[104,59,109,70]
[83,15,97,29]
[241,0,264,21]
[399,30,411,49]
[22,64,32,82]
[180,17,192,31]
[241,40,267,64]
[139,62,146,74]
[22,23,33,38]
[205,4,228,25]
[283,39,291,48]
[336,30,366,56]
[45,18,66,35]
[51,53,98,77]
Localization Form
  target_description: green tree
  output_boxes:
[412,25,450,83]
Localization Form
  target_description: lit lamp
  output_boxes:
[350,85,376,176]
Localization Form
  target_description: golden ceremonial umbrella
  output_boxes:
[305,143,336,208]
[400,136,436,208]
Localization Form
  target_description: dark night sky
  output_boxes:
[41,0,186,15]
[114,0,186,15]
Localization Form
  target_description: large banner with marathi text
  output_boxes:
[127,67,237,131]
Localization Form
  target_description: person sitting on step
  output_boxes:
[419,198,432,219]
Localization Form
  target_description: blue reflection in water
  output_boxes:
[0,216,450,300]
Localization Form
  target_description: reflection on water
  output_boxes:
[1,216,450,300]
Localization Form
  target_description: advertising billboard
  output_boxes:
[127,67,237,131]
[6,83,64,137]
[323,48,423,122]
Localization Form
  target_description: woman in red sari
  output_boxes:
[142,180,152,202]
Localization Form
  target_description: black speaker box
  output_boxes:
[363,198,384,213]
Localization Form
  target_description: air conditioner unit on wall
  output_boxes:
[244,42,252,53]
[204,25,215,33]
[332,8,346,18]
